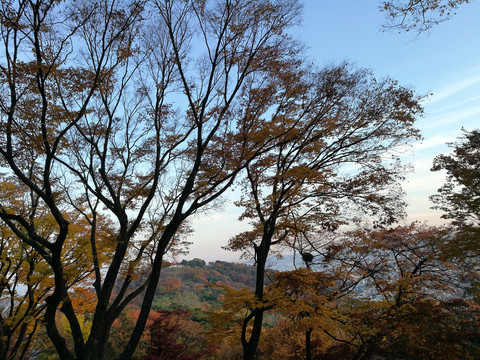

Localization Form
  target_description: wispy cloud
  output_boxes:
[192,211,234,225]
[395,134,454,157]
[405,211,446,225]
[412,135,452,151]
[429,94,480,115]
[402,165,445,192]
[426,68,480,105]
[421,105,480,131]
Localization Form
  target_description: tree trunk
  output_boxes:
[305,328,312,360]
[242,230,273,360]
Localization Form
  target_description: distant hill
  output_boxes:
[153,259,259,311]
[238,254,299,271]
[152,256,304,312]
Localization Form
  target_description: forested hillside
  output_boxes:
[153,260,259,311]
[139,242,480,360]
[104,260,264,359]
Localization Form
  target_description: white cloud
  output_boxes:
[192,212,226,224]
[429,94,480,115]
[423,106,480,130]
[402,169,445,192]
[427,69,480,105]
[405,211,446,225]
[412,135,452,151]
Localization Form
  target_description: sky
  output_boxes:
[184,0,480,262]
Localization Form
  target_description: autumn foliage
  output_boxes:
[144,310,218,360]
[0,0,478,358]
[212,223,480,359]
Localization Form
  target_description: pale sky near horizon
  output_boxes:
[184,0,480,263]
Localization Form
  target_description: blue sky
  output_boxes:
[300,1,480,224]
[186,0,480,262]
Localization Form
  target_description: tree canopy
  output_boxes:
[0,0,305,358]
[225,63,422,359]
[381,0,473,32]
[431,129,480,229]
